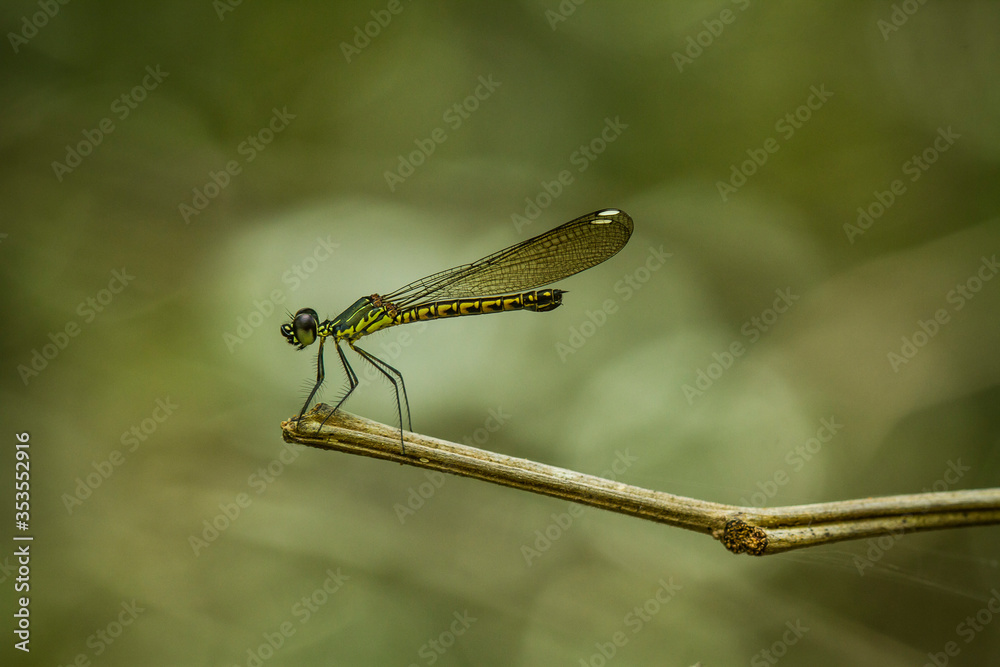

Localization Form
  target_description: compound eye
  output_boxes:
[292,308,318,347]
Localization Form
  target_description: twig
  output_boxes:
[281,406,1000,556]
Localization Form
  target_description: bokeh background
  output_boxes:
[2,1,1000,665]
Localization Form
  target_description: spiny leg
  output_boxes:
[353,344,411,433]
[316,341,359,433]
[351,342,411,453]
[296,337,326,431]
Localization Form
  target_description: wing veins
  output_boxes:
[380,210,633,307]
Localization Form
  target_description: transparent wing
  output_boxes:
[381,209,633,306]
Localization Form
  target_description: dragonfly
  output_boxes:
[281,208,634,452]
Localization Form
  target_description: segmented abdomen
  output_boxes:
[395,289,564,324]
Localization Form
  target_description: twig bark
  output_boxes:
[281,406,1000,556]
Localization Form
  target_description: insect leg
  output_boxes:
[315,340,359,433]
[351,342,411,453]
[296,337,326,430]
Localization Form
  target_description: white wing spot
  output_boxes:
[597,208,620,217]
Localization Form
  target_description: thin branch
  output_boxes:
[281,406,1000,556]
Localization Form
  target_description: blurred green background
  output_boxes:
[2,1,1000,665]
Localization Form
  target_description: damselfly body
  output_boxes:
[281,208,634,451]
